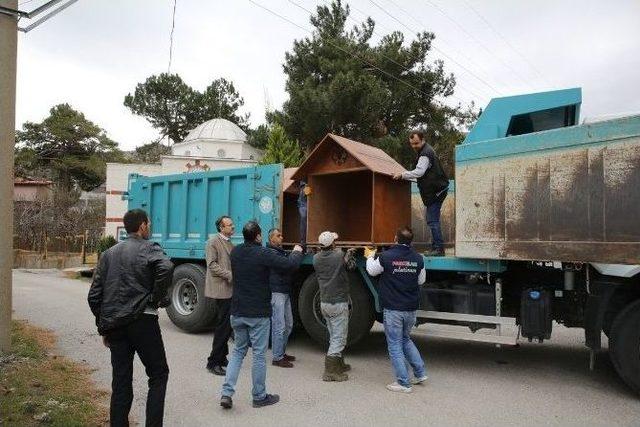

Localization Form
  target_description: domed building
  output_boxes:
[105,118,263,238]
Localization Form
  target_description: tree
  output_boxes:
[131,141,172,163]
[15,104,123,191]
[259,124,304,167]
[272,1,477,174]
[246,124,270,150]
[124,73,249,144]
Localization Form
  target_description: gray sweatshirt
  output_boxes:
[313,248,350,304]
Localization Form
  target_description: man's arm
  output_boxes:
[366,256,384,277]
[263,247,303,271]
[148,243,174,307]
[401,156,430,180]
[206,240,232,282]
[418,268,426,285]
[87,253,107,326]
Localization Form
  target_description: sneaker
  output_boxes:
[220,395,233,409]
[272,359,294,368]
[207,365,226,376]
[283,354,296,362]
[411,375,428,385]
[386,382,413,393]
[252,393,280,408]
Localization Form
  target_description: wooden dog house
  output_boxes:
[287,134,410,246]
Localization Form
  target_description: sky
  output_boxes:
[14,0,640,151]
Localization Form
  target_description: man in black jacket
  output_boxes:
[267,228,300,368]
[393,130,449,256]
[220,222,303,410]
[88,209,174,427]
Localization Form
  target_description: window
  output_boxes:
[184,150,191,156]
[506,105,577,137]
[217,149,226,158]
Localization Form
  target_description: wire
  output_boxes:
[420,0,534,90]
[249,0,463,104]
[368,0,503,95]
[167,0,177,73]
[19,0,40,6]
[460,0,554,88]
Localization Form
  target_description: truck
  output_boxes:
[125,88,640,394]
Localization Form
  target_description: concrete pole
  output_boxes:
[0,0,17,354]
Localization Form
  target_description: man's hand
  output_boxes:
[102,336,110,348]
[293,245,303,252]
[392,173,402,180]
[364,246,377,258]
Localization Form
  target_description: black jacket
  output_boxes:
[415,142,449,206]
[267,244,298,294]
[231,242,303,317]
[87,235,174,335]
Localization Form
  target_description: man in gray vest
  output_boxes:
[393,130,449,256]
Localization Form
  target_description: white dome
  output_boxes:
[182,118,246,143]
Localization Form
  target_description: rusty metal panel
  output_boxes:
[455,124,640,264]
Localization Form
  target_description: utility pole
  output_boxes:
[0,0,17,354]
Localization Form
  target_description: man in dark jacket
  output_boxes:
[88,209,174,426]
[220,222,303,410]
[393,130,449,256]
[366,226,427,394]
[267,228,299,368]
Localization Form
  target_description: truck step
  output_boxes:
[411,326,518,346]
[416,310,516,326]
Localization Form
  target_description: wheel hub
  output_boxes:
[172,278,198,316]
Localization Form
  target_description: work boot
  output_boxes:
[338,355,351,372]
[322,356,348,382]
[424,247,445,257]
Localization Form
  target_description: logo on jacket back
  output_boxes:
[391,260,418,274]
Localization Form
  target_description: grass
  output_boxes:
[0,320,109,426]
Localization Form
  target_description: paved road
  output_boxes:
[11,269,640,426]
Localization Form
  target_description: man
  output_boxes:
[267,228,299,368]
[88,209,174,426]
[205,215,235,376]
[298,179,309,248]
[220,221,303,409]
[393,130,449,256]
[365,226,428,394]
[312,231,356,382]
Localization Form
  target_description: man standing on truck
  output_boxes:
[313,231,356,382]
[267,228,299,368]
[393,130,449,257]
[88,209,174,426]
[365,226,428,393]
[220,221,303,410]
[298,179,309,249]
[205,215,235,376]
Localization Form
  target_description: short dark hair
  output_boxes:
[268,228,281,237]
[216,215,232,232]
[242,221,262,242]
[123,209,149,234]
[396,226,414,245]
[409,130,424,141]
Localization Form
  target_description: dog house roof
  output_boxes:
[291,133,406,180]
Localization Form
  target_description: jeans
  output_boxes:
[426,198,445,250]
[299,206,307,246]
[320,302,349,356]
[383,309,426,388]
[106,314,169,427]
[207,298,232,368]
[222,316,270,401]
[271,292,293,361]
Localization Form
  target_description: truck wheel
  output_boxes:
[298,271,375,347]
[166,263,216,333]
[609,299,640,394]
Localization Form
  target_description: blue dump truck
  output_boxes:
[126,88,640,394]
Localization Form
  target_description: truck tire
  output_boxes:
[609,298,640,394]
[166,263,216,333]
[298,271,375,348]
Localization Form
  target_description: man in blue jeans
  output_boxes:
[366,226,428,393]
[220,221,303,409]
[267,228,299,368]
[393,130,449,256]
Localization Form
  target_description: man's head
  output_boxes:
[242,221,262,244]
[216,215,235,238]
[318,231,338,249]
[408,130,426,153]
[395,226,414,246]
[268,228,283,247]
[123,209,151,239]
